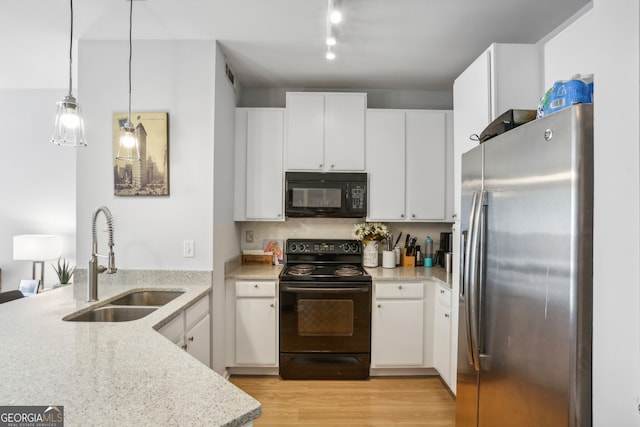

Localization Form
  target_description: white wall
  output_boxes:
[591,0,640,424]
[0,89,76,291]
[544,2,640,424]
[212,43,242,373]
[76,40,216,272]
[542,7,595,88]
[240,87,453,110]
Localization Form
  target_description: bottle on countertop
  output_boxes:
[424,236,433,267]
[415,245,423,266]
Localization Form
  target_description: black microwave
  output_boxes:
[285,172,367,218]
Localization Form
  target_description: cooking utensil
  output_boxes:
[394,232,403,248]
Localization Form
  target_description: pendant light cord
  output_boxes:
[127,0,133,123]
[68,0,74,97]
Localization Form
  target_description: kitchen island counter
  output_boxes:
[0,282,260,427]
[366,265,452,288]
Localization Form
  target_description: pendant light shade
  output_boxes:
[116,0,141,162]
[51,0,87,147]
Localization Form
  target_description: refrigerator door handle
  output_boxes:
[477,191,489,371]
[468,190,484,372]
[464,191,480,369]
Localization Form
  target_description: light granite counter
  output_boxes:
[225,253,452,289]
[225,255,283,280]
[0,280,260,427]
[366,265,452,288]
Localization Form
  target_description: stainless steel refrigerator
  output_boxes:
[456,104,593,427]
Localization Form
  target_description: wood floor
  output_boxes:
[229,376,456,426]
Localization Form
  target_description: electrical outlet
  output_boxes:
[246,231,254,244]
[183,240,195,258]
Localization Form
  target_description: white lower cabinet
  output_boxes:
[226,281,278,370]
[157,292,211,368]
[434,283,452,387]
[371,281,434,370]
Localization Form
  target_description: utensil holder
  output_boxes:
[382,250,396,269]
[402,248,416,267]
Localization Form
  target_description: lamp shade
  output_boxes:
[13,235,63,261]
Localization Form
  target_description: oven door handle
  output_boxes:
[280,285,370,293]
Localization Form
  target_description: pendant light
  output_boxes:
[51,0,87,147]
[116,0,140,162]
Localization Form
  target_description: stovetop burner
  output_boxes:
[280,239,371,282]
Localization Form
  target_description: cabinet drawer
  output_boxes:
[375,282,423,299]
[186,294,210,329]
[236,281,276,297]
[436,284,451,309]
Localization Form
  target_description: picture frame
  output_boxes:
[113,112,169,196]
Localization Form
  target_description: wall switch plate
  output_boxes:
[246,231,254,243]
[183,240,195,258]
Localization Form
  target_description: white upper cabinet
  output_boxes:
[367,109,453,222]
[234,108,284,221]
[286,92,366,171]
[453,43,540,220]
[366,110,406,220]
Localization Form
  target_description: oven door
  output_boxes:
[279,281,371,353]
[279,281,371,379]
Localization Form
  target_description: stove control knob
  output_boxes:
[351,243,359,252]
[290,244,298,252]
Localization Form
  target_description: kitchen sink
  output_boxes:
[63,290,185,322]
[108,290,185,306]
[65,306,158,322]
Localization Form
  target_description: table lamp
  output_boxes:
[13,235,63,292]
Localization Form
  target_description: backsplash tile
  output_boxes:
[240,218,453,251]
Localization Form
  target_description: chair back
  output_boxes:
[0,290,24,304]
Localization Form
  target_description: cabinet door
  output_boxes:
[234,109,248,221]
[406,111,446,220]
[371,299,424,367]
[246,109,284,220]
[235,298,277,366]
[324,93,366,171]
[186,313,211,368]
[453,50,490,222]
[286,93,325,170]
[434,302,451,385]
[366,110,406,221]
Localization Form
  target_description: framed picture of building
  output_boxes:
[113,112,169,196]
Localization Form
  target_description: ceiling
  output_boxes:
[1,0,591,91]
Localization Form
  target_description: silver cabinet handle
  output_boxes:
[254,284,259,288]
[400,214,405,218]
[188,336,194,342]
[181,344,187,351]
[270,303,275,308]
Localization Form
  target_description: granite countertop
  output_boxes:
[0,282,260,427]
[366,265,453,288]
[225,255,283,280]
[225,253,452,289]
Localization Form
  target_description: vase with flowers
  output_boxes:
[352,222,389,267]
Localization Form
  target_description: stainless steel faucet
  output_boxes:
[87,205,117,302]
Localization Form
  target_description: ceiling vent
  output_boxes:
[225,62,238,92]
